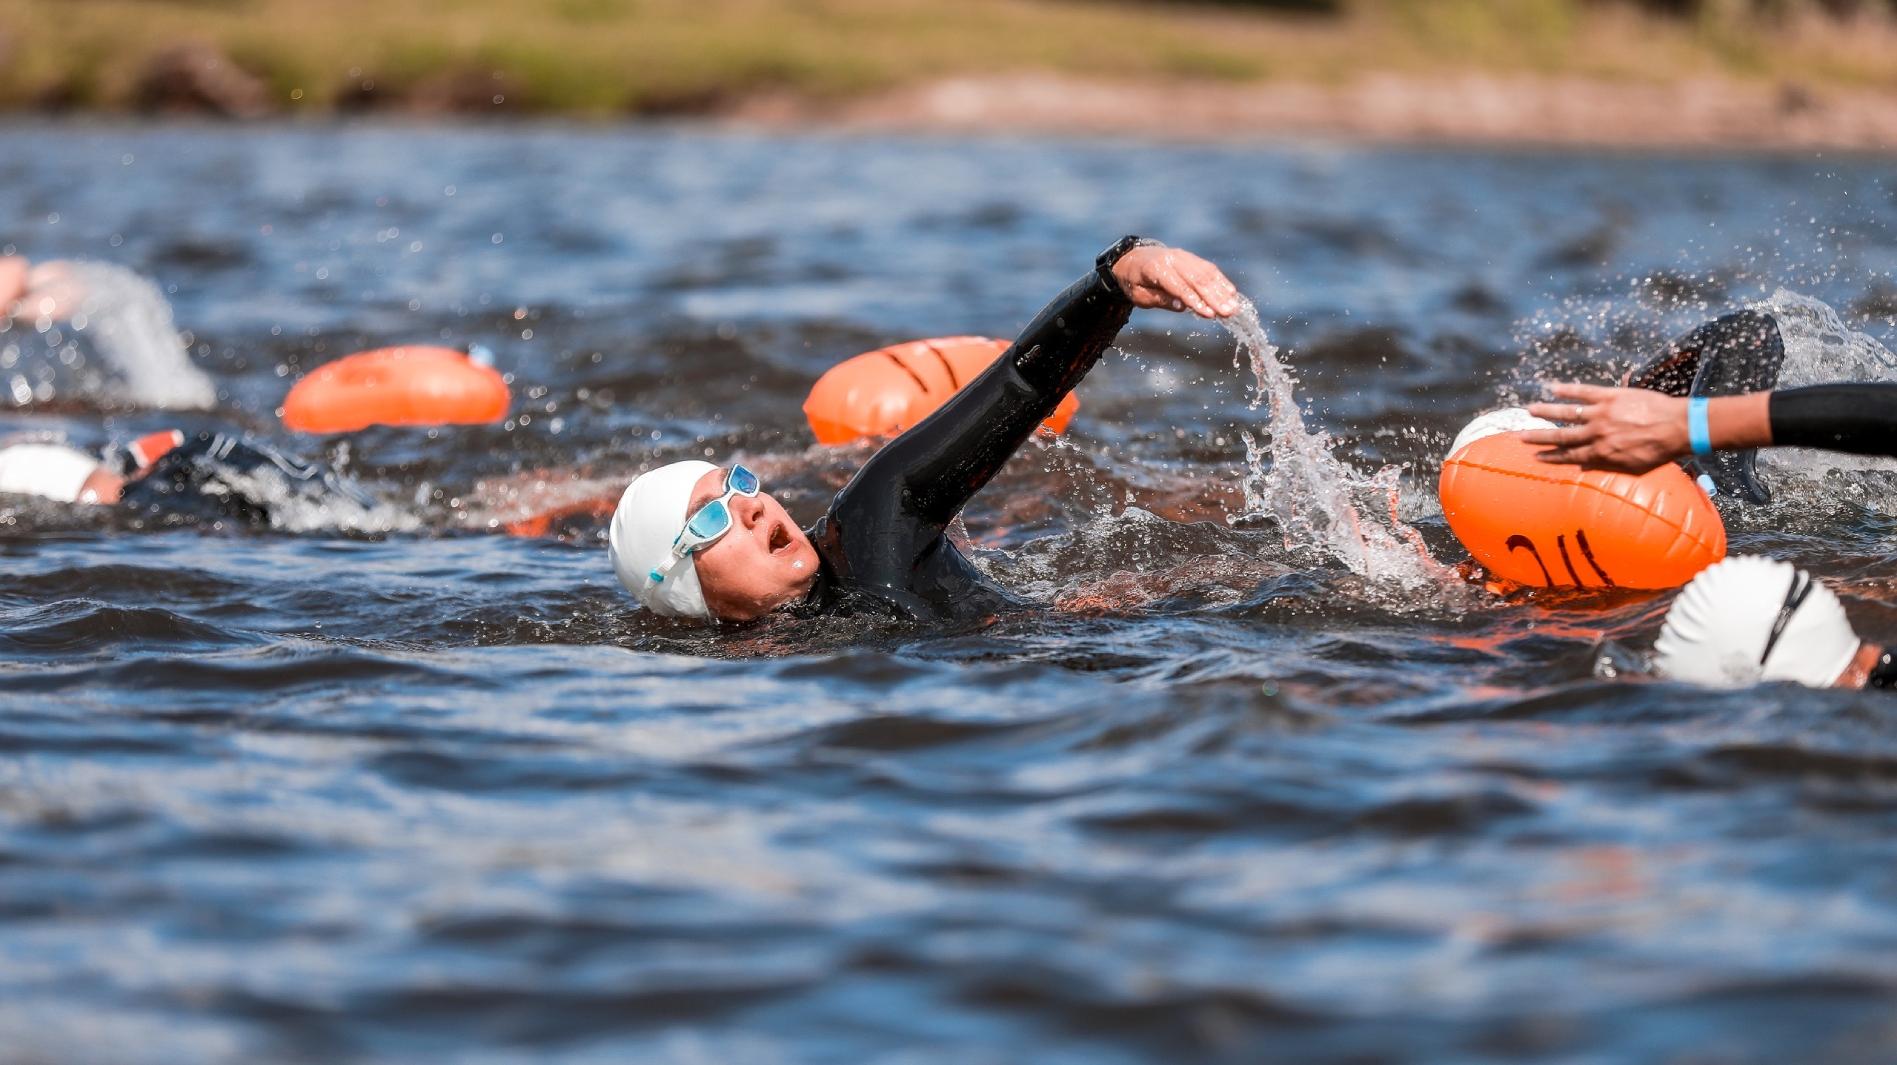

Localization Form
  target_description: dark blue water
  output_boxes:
[3,125,1897,1062]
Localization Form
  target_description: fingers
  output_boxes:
[1154,262,1217,318]
[1182,268,1240,318]
[1520,425,1593,448]
[1525,400,1592,424]
[1545,381,1613,403]
[1143,253,1215,318]
[1534,447,1586,465]
[1174,256,1242,317]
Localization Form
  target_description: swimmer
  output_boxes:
[1651,555,1895,690]
[0,429,374,526]
[1525,310,1897,482]
[609,237,1243,623]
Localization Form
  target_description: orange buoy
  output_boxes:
[803,336,1078,446]
[501,495,619,539]
[1439,426,1725,590]
[281,346,509,433]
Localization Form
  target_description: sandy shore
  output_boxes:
[729,73,1897,151]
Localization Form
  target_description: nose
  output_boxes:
[730,492,765,527]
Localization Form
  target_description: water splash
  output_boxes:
[1223,300,1453,592]
[1741,290,1897,514]
[2,262,215,410]
[1754,288,1897,388]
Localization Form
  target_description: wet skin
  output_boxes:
[681,244,1241,623]
[684,465,820,622]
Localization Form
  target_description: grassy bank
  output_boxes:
[2,0,1895,116]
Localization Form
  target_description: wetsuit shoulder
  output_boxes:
[1768,383,1897,459]
[119,430,373,527]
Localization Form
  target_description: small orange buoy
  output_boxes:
[1439,424,1725,590]
[803,336,1078,446]
[281,346,509,433]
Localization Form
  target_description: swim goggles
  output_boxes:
[649,464,760,584]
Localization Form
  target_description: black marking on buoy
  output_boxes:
[1555,534,1584,586]
[883,350,928,394]
[1506,534,1554,587]
[1574,529,1616,586]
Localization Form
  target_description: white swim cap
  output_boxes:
[1654,555,1860,688]
[0,443,102,504]
[1448,407,1558,459]
[608,459,719,619]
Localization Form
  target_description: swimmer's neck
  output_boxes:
[1834,642,1889,690]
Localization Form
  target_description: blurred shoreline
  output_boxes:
[8,0,1897,151]
[15,74,1895,153]
[725,73,1897,151]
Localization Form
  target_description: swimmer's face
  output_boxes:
[686,465,819,622]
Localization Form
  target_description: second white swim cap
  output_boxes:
[0,443,102,504]
[608,459,718,620]
[1654,555,1860,688]
[1448,407,1558,459]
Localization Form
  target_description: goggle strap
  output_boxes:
[1760,570,1813,667]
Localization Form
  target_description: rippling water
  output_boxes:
[4,125,1897,1063]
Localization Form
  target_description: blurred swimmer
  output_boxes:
[0,429,374,527]
[1652,555,1895,690]
[1526,310,1897,492]
[610,237,1243,623]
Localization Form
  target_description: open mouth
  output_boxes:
[769,521,793,554]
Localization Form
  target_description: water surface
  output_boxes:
[3,125,1897,1063]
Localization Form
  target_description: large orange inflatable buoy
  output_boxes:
[1439,410,1725,590]
[803,336,1077,446]
[281,346,509,433]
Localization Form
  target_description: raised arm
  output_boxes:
[840,239,1240,530]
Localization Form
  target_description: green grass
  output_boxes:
[0,0,1892,114]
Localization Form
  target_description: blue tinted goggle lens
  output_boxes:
[727,464,759,496]
[685,498,731,541]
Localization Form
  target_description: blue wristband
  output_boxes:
[1687,396,1713,458]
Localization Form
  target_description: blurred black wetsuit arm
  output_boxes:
[834,237,1145,531]
[1769,384,1897,459]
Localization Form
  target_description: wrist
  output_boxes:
[1096,235,1159,293]
[1712,392,1774,450]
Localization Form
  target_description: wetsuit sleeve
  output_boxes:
[839,245,1138,530]
[1768,384,1897,458]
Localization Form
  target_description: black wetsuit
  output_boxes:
[119,430,373,528]
[797,237,1148,620]
[1769,384,1897,458]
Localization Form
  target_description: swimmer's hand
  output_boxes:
[1112,246,1241,319]
[0,257,27,316]
[0,258,83,323]
[1524,382,1688,473]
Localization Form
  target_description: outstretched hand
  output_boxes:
[1112,246,1242,319]
[1523,382,1689,473]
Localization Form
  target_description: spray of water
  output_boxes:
[1743,290,1897,511]
[1222,300,1453,592]
[67,263,217,408]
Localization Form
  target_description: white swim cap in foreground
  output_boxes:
[608,459,719,620]
[0,443,102,504]
[1448,407,1558,459]
[1654,555,1859,688]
